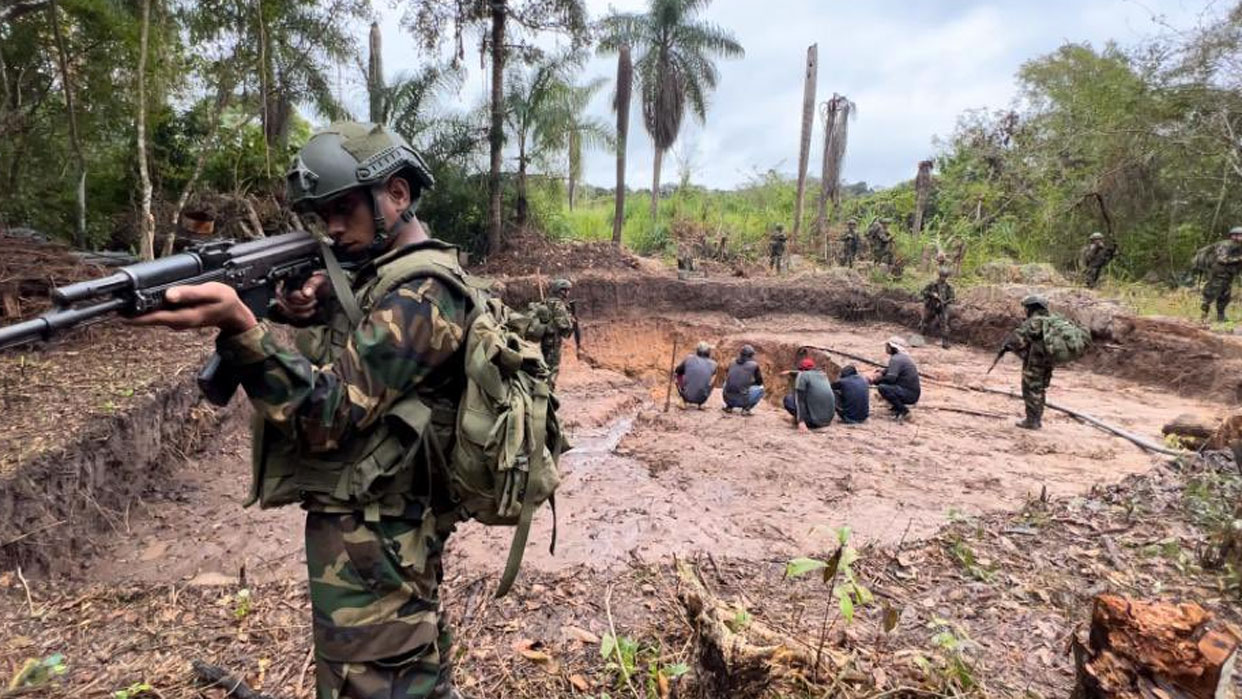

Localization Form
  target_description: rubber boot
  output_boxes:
[1217,309,1228,323]
[1015,418,1041,430]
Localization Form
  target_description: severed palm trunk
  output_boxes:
[912,159,932,234]
[792,44,816,252]
[367,21,383,123]
[487,0,506,253]
[651,146,663,226]
[612,45,632,246]
[136,0,154,261]
[568,130,580,210]
[814,94,853,258]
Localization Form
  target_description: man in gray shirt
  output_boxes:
[783,357,836,430]
[674,341,718,409]
[722,344,765,415]
[871,336,921,421]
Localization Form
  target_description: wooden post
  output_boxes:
[663,336,679,413]
[1072,595,1238,699]
[792,44,817,253]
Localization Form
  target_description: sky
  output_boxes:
[359,0,1215,191]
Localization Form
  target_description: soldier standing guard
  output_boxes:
[768,224,788,273]
[840,219,860,267]
[1078,232,1116,289]
[1200,227,1242,323]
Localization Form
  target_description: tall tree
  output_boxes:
[46,0,86,247]
[610,44,632,245]
[912,158,933,234]
[598,0,743,231]
[814,93,854,257]
[136,0,155,260]
[793,44,816,251]
[404,0,588,254]
[558,77,611,211]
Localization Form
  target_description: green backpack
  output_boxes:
[1041,314,1092,365]
[368,250,567,598]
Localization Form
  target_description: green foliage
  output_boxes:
[232,587,252,620]
[113,681,154,699]
[10,653,68,689]
[913,617,982,693]
[786,526,872,625]
[598,633,687,698]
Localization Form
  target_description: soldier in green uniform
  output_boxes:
[1006,295,1055,430]
[768,224,788,273]
[534,279,576,388]
[868,218,894,265]
[919,267,955,348]
[1200,227,1242,323]
[840,219,860,267]
[134,122,470,698]
[1078,232,1116,289]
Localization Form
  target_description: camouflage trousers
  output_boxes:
[873,246,893,266]
[1083,264,1105,289]
[769,252,785,273]
[543,339,563,390]
[1021,362,1054,424]
[306,510,454,699]
[920,304,950,345]
[1201,272,1235,317]
[840,242,858,267]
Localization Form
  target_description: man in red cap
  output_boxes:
[783,356,836,431]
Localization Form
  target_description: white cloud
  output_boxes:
[364,0,1208,190]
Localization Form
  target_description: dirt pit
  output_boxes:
[76,312,1228,589]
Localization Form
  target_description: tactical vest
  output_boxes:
[245,242,466,518]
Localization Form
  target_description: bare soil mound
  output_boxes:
[474,229,641,276]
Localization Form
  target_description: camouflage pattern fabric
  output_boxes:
[768,232,787,273]
[539,296,575,389]
[218,276,468,453]
[867,223,894,265]
[1009,313,1054,425]
[1078,241,1115,289]
[919,279,955,346]
[306,510,455,699]
[840,227,860,267]
[1200,241,1242,318]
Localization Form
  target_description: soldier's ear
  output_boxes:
[385,176,412,209]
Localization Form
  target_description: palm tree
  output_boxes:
[556,77,612,210]
[814,93,856,257]
[610,45,632,244]
[598,0,743,229]
[504,52,584,227]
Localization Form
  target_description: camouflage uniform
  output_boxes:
[919,273,955,348]
[768,228,788,273]
[218,240,470,699]
[868,220,894,265]
[1007,304,1053,429]
[1078,234,1115,289]
[1200,237,1242,321]
[539,295,575,388]
[840,221,860,267]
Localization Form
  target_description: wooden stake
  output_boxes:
[663,335,679,413]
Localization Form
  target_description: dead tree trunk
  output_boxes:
[792,44,816,253]
[47,0,87,248]
[1071,595,1237,699]
[912,159,932,234]
[367,21,384,123]
[486,0,506,254]
[611,45,632,246]
[135,0,155,261]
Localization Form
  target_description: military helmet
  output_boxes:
[550,279,572,294]
[1089,232,1105,241]
[846,218,858,225]
[288,122,433,209]
[1230,226,1242,237]
[1021,294,1049,309]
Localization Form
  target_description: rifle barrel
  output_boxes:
[0,298,127,351]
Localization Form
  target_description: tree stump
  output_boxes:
[1071,595,1238,699]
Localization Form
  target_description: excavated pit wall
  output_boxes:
[503,272,1242,403]
[0,375,243,575]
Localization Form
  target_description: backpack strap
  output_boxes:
[320,243,364,326]
[495,379,551,598]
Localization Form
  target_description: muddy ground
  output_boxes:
[2,267,1241,697]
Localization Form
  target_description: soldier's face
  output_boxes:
[314,190,376,253]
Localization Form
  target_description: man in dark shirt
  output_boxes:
[783,357,835,430]
[870,337,921,421]
[674,341,718,409]
[831,364,870,424]
[722,344,765,415]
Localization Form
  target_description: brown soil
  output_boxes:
[3,266,1242,697]
[473,228,642,277]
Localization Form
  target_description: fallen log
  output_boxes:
[1071,595,1238,699]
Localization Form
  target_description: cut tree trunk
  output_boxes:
[367,20,383,123]
[912,159,932,234]
[612,45,631,246]
[651,146,663,229]
[487,0,506,254]
[1071,595,1238,699]
[792,44,816,253]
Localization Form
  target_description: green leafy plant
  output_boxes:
[10,653,68,688]
[786,526,873,624]
[912,617,981,693]
[113,681,154,699]
[232,588,252,620]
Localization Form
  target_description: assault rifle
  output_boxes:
[567,299,582,354]
[0,231,324,403]
[985,346,1008,374]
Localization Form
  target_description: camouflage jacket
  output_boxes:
[921,279,955,307]
[1079,241,1115,269]
[1008,313,1051,368]
[216,240,470,514]
[1208,241,1242,276]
